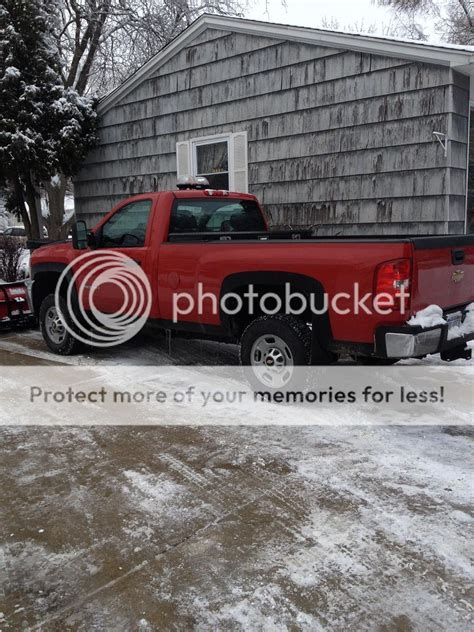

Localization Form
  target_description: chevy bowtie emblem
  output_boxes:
[452,270,464,283]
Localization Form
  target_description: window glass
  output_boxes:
[195,141,229,189]
[169,199,265,234]
[100,200,152,248]
[5,227,25,236]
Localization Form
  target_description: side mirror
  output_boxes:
[72,221,88,250]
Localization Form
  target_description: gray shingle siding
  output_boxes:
[74,28,470,234]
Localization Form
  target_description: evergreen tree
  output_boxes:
[0,0,97,239]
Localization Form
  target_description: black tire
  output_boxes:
[240,314,311,392]
[39,293,81,355]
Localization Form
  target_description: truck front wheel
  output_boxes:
[240,314,311,391]
[39,294,81,355]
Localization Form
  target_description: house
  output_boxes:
[74,15,474,235]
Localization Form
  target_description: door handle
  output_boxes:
[451,249,464,265]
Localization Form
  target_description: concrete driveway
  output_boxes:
[1,329,473,630]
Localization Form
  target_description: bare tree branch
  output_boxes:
[76,0,112,94]
[377,0,473,44]
[55,0,245,96]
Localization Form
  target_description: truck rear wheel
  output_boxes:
[240,314,311,391]
[39,294,81,355]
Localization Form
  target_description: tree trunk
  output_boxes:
[44,175,73,240]
[24,173,41,240]
[12,176,32,238]
[75,0,111,95]
[458,0,473,28]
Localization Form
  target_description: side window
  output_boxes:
[195,140,229,189]
[99,200,152,248]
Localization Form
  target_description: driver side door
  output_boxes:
[79,198,153,315]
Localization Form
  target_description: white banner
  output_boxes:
[1,365,472,426]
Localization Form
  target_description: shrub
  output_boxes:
[0,237,26,282]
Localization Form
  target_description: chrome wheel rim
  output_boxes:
[250,334,294,388]
[45,306,66,345]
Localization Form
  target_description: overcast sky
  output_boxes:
[247,0,435,41]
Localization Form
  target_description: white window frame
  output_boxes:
[191,133,231,188]
[176,131,248,193]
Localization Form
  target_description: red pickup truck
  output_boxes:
[30,183,474,383]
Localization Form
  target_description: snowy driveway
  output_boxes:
[0,329,473,629]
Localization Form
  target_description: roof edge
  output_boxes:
[98,17,210,114]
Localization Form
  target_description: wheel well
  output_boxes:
[221,282,312,337]
[219,272,330,340]
[32,272,64,314]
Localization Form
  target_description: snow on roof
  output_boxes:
[99,14,474,114]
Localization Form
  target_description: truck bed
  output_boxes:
[164,231,474,326]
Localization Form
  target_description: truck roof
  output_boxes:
[173,189,257,200]
[119,190,258,203]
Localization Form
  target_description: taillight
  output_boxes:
[374,258,412,312]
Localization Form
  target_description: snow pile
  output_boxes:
[458,302,474,338]
[4,66,20,80]
[447,302,474,340]
[407,305,446,328]
[408,303,474,341]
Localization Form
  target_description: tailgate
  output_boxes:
[411,235,474,311]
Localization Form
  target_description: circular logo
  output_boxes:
[54,250,152,347]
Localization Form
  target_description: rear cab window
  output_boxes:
[168,198,265,236]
